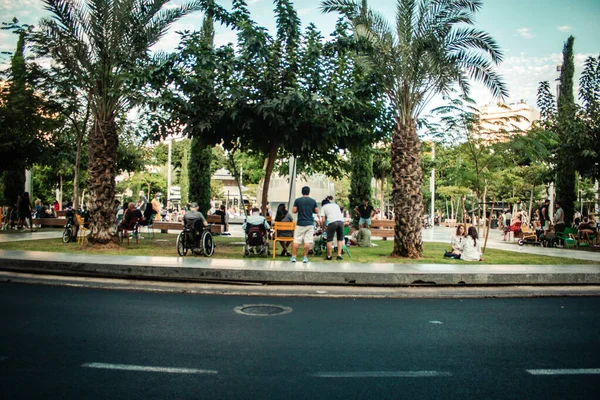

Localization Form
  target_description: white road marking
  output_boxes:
[429,320,443,324]
[527,369,600,375]
[312,371,452,378]
[82,362,217,375]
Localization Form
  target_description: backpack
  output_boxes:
[247,225,265,246]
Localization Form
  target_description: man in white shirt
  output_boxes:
[320,197,345,260]
[242,208,270,231]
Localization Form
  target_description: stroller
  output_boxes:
[243,223,270,257]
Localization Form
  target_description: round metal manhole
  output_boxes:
[233,304,293,317]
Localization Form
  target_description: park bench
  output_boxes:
[370,219,394,238]
[153,220,223,234]
[32,218,67,228]
[206,214,226,234]
[444,218,456,227]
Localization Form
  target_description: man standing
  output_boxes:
[152,195,162,216]
[539,199,550,232]
[320,196,345,260]
[354,198,376,227]
[554,201,565,234]
[291,186,318,263]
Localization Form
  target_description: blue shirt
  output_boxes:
[293,196,318,226]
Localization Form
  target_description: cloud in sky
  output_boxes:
[517,28,534,39]
[557,25,572,32]
[298,8,316,17]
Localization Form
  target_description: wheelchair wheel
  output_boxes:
[202,230,214,257]
[517,239,524,246]
[62,226,72,243]
[177,231,188,256]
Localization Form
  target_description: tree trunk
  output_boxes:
[261,142,279,217]
[71,104,89,209]
[390,120,423,258]
[528,184,535,226]
[86,118,119,244]
[73,133,82,208]
[482,186,488,229]
[380,179,385,215]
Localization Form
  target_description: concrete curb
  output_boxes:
[0,250,599,286]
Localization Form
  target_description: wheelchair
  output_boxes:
[177,219,215,257]
[243,223,270,257]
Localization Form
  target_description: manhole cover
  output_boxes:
[234,304,293,317]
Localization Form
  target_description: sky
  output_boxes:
[1,0,599,111]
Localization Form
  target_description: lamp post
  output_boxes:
[167,138,172,203]
[430,142,435,228]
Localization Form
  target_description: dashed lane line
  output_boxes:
[312,371,453,378]
[82,362,218,375]
[526,369,600,375]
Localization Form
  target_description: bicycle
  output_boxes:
[177,221,215,257]
[62,210,77,243]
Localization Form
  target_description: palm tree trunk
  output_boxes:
[87,118,118,244]
[391,121,423,258]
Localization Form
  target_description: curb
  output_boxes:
[0,251,599,286]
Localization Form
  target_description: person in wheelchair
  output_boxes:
[183,202,208,242]
[242,207,270,255]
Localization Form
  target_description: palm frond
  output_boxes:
[454,51,508,99]
[320,0,360,18]
[446,27,503,64]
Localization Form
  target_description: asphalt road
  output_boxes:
[1,283,599,400]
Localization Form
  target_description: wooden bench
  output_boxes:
[153,221,223,234]
[207,214,227,234]
[32,218,67,228]
[370,219,394,238]
[444,219,456,227]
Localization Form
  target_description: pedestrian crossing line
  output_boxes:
[82,362,218,375]
[526,369,600,375]
[312,371,453,378]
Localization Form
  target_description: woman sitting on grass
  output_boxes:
[460,227,483,261]
[444,224,466,258]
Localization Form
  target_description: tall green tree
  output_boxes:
[0,21,56,205]
[33,0,203,244]
[576,55,600,181]
[322,0,506,258]
[555,36,578,225]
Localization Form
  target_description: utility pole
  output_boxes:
[430,142,435,227]
[167,138,172,202]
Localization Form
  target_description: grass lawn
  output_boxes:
[0,232,595,264]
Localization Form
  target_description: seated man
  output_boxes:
[213,204,229,232]
[356,223,372,247]
[242,208,270,232]
[183,202,207,238]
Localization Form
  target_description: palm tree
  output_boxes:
[321,0,507,257]
[33,0,204,244]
